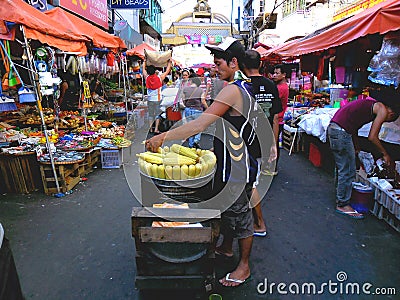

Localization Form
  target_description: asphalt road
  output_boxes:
[1,126,399,300]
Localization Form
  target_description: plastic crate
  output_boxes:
[101,149,122,169]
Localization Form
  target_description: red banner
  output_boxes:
[59,0,108,29]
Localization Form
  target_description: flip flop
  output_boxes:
[215,250,234,259]
[335,209,364,219]
[253,231,268,237]
[220,273,251,287]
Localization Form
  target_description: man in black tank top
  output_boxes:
[146,38,273,287]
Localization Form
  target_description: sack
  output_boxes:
[144,49,172,68]
[166,106,182,121]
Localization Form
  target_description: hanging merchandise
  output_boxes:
[18,85,37,103]
[1,40,21,89]
[368,32,400,88]
[66,55,78,75]
[34,46,48,72]
[82,80,93,108]
[0,81,17,112]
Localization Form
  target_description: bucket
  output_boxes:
[351,183,374,214]
[166,106,182,121]
[140,170,213,206]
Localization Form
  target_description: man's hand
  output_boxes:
[145,133,165,152]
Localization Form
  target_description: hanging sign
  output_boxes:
[24,0,48,12]
[110,0,150,9]
[59,0,108,29]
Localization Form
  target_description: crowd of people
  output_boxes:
[141,37,400,287]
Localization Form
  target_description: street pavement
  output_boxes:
[1,126,399,300]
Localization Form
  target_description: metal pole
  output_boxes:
[21,25,62,195]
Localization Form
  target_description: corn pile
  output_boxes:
[137,144,217,180]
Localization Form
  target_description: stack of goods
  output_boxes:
[136,144,216,180]
[56,134,101,151]
[38,150,85,163]
[23,107,54,126]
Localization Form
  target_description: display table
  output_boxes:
[39,158,85,195]
[356,170,400,233]
[0,152,42,194]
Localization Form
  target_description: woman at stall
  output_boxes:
[327,86,400,219]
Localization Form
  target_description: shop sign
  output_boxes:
[333,0,385,21]
[184,35,223,45]
[24,0,48,11]
[59,0,108,29]
[110,0,150,9]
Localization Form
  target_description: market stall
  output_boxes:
[0,1,134,195]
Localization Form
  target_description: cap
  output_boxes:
[205,37,244,57]
[196,68,205,76]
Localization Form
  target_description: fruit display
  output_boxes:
[98,125,125,138]
[136,144,217,180]
[111,136,131,148]
[24,107,55,125]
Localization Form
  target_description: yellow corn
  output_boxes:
[163,156,196,166]
[172,166,181,180]
[165,166,173,180]
[157,164,165,179]
[144,162,152,176]
[138,158,146,173]
[195,163,202,177]
[163,146,170,153]
[136,153,163,164]
[171,144,199,160]
[180,165,189,180]
[188,164,196,178]
[151,164,159,178]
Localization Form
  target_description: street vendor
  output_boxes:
[327,85,400,219]
[143,59,172,133]
[146,37,272,287]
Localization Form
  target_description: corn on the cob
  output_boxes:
[150,164,158,178]
[165,166,173,180]
[163,155,196,166]
[136,153,163,164]
[138,158,146,173]
[172,166,181,180]
[180,165,189,180]
[157,164,165,179]
[144,162,152,176]
[188,164,196,178]
[171,144,199,160]
[195,163,202,177]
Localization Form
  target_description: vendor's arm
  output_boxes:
[58,81,68,104]
[146,85,240,152]
[142,60,148,78]
[369,102,391,166]
[160,60,172,81]
[201,92,208,110]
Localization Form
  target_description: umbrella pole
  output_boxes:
[122,56,128,121]
[21,25,64,197]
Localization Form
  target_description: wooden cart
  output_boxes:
[131,207,220,297]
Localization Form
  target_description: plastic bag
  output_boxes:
[358,151,375,175]
[368,32,400,88]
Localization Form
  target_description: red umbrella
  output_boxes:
[126,43,156,59]
[189,62,214,69]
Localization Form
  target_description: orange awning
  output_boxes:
[44,8,126,52]
[266,0,400,58]
[0,0,88,54]
[126,43,156,59]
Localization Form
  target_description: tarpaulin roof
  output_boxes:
[126,43,156,59]
[265,0,400,58]
[0,0,88,54]
[44,8,127,52]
